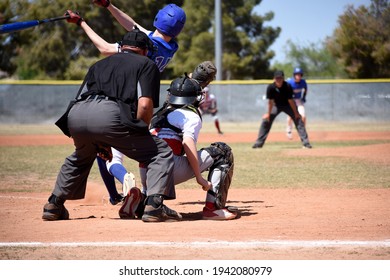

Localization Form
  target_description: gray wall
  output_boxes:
[1,81,389,123]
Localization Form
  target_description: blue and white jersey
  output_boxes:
[287,78,307,99]
[147,31,178,73]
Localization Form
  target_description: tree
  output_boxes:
[272,40,347,79]
[171,0,280,79]
[327,0,390,78]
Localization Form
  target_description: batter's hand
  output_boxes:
[93,0,110,8]
[65,10,83,25]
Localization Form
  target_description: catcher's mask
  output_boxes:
[168,74,204,106]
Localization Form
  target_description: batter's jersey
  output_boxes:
[147,31,178,72]
[115,31,178,73]
[287,78,307,99]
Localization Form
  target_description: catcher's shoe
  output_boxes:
[119,187,143,219]
[122,172,136,196]
[42,203,69,221]
[202,206,237,220]
[142,204,182,222]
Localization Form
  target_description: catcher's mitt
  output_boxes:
[192,61,217,87]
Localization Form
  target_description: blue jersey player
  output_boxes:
[286,67,308,140]
[65,3,186,207]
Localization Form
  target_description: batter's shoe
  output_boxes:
[42,203,69,221]
[122,172,136,196]
[252,143,263,149]
[109,194,125,206]
[202,206,237,220]
[119,187,143,219]
[142,204,182,222]
[303,143,312,149]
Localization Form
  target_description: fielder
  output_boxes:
[199,86,224,135]
[65,3,186,205]
[286,67,308,140]
[121,75,237,221]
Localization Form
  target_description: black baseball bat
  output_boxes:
[0,15,70,34]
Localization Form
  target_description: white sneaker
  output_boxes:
[286,130,293,140]
[123,172,136,196]
[202,207,237,220]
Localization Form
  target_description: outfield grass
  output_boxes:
[0,139,388,193]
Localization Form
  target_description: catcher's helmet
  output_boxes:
[293,67,304,75]
[153,4,186,38]
[168,75,203,106]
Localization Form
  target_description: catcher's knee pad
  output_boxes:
[202,142,234,209]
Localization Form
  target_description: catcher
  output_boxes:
[121,73,238,221]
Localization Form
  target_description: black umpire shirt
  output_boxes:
[81,51,160,129]
[266,81,294,106]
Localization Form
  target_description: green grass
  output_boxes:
[0,139,389,193]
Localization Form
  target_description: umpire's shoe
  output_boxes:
[42,195,69,221]
[142,195,182,222]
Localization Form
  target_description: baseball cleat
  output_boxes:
[202,207,238,220]
[119,187,142,219]
[303,143,312,149]
[142,204,182,222]
[122,172,136,196]
[252,143,263,149]
[42,203,69,221]
[109,194,125,206]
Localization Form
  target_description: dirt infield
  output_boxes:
[0,131,389,260]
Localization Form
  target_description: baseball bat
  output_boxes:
[0,15,70,34]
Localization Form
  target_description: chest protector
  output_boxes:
[150,102,202,136]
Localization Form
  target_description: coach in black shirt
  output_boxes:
[253,70,312,149]
[43,28,180,222]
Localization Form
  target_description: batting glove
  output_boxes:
[65,10,84,26]
[93,0,111,8]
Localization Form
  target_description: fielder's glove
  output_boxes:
[65,10,83,26]
[93,0,111,8]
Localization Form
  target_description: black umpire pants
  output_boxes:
[52,98,175,202]
[254,104,310,146]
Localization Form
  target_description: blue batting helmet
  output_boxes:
[153,4,186,38]
[293,67,304,75]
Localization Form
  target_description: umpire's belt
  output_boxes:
[84,94,116,102]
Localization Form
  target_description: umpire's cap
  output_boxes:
[273,70,284,78]
[120,26,155,51]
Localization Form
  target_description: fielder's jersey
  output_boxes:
[199,93,217,112]
[150,108,202,156]
[147,31,178,72]
[287,78,307,99]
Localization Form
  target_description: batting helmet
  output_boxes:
[153,4,186,38]
[168,75,203,106]
[293,67,304,75]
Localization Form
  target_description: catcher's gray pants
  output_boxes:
[255,104,310,146]
[140,149,216,201]
[52,98,175,201]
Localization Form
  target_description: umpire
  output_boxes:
[43,28,180,222]
[252,70,312,149]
